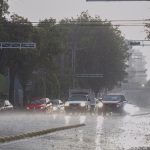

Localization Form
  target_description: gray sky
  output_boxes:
[8,0,150,79]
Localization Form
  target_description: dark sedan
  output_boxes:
[101,94,127,115]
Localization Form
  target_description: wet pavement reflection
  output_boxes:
[95,116,104,150]
[0,110,150,150]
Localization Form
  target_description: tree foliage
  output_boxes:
[0,4,130,105]
[145,21,150,39]
[58,12,129,94]
[0,14,35,105]
[31,18,66,98]
[0,0,9,18]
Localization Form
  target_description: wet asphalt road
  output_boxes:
[0,109,150,150]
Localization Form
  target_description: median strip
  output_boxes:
[0,124,85,143]
[131,112,150,117]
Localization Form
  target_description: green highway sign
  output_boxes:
[0,42,36,49]
[129,41,141,46]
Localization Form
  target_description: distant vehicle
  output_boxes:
[89,98,97,112]
[0,99,13,111]
[25,98,52,112]
[65,94,91,113]
[65,89,97,113]
[51,99,64,112]
[89,98,103,113]
[100,93,127,115]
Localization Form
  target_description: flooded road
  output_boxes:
[0,110,150,150]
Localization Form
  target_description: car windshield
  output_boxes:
[68,95,87,101]
[30,99,46,104]
[103,95,121,101]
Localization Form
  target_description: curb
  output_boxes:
[131,112,150,117]
[0,124,85,143]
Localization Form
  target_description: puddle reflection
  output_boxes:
[95,116,104,150]
[78,129,83,142]
[64,115,71,125]
[52,114,57,120]
[119,115,148,149]
[79,115,86,124]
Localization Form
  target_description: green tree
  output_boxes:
[145,21,150,39]
[30,18,66,98]
[0,73,8,93]
[17,51,38,106]
[59,12,129,95]
[0,0,9,18]
[3,14,34,105]
[0,0,9,73]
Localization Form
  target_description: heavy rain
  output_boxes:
[0,0,150,150]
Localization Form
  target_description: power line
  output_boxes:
[1,19,149,27]
[1,23,149,27]
[3,19,150,23]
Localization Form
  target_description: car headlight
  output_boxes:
[40,106,44,110]
[65,102,70,107]
[116,103,121,108]
[80,102,86,107]
[53,106,57,111]
[98,102,103,108]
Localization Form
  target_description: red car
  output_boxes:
[25,98,52,112]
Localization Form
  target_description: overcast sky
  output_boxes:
[8,0,150,79]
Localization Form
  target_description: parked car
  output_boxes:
[0,99,13,111]
[25,98,52,112]
[100,93,127,115]
[51,99,64,112]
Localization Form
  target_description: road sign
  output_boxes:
[128,40,150,47]
[0,42,36,49]
[129,41,141,46]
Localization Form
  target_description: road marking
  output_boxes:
[0,124,85,143]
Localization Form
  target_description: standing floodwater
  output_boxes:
[0,109,150,150]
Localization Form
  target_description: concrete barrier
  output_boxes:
[0,123,85,143]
